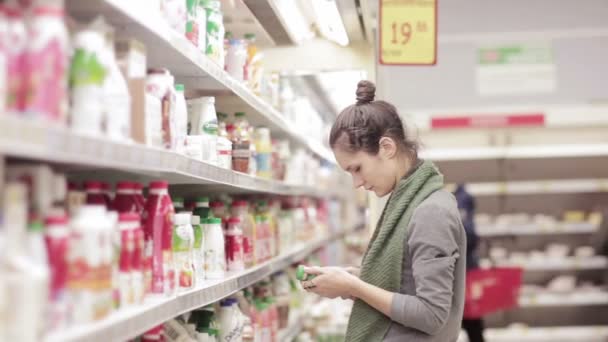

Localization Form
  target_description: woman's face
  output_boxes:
[333,143,398,197]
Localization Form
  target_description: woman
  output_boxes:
[301,80,466,342]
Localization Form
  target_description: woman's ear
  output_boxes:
[378,137,398,159]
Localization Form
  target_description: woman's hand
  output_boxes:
[301,266,360,299]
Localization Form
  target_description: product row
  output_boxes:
[482,244,604,269]
[0,163,333,341]
[0,0,327,184]
[521,276,607,296]
[475,211,602,235]
[134,267,313,342]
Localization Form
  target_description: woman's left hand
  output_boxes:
[301,266,360,299]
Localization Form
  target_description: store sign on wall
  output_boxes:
[431,113,545,129]
[476,44,556,96]
[379,0,437,65]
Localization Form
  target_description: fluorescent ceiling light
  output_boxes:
[311,0,350,46]
[271,0,315,44]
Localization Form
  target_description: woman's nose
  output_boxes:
[353,175,364,189]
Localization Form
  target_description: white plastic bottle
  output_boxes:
[101,24,131,141]
[226,39,247,82]
[191,215,204,285]
[174,84,188,154]
[218,298,243,342]
[69,28,107,136]
[203,217,225,279]
[187,96,218,165]
[3,183,49,342]
[69,205,109,323]
[173,212,195,291]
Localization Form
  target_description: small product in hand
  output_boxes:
[296,265,316,282]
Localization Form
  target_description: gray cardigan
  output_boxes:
[383,189,466,342]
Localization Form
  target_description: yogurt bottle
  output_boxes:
[203,217,225,279]
[172,212,194,291]
[225,217,244,272]
[218,298,243,342]
[174,84,188,154]
[4,2,27,115]
[142,180,175,296]
[44,214,70,331]
[112,181,142,214]
[69,27,107,136]
[191,215,204,285]
[84,181,109,208]
[24,2,69,122]
[118,213,136,307]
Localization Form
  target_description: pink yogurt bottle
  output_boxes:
[85,181,108,208]
[225,217,245,272]
[113,181,143,213]
[142,180,175,295]
[23,4,69,122]
[4,3,27,115]
[44,214,70,331]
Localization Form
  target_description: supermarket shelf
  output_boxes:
[64,0,335,163]
[482,325,608,342]
[0,116,337,198]
[494,256,608,272]
[450,179,608,197]
[278,320,304,342]
[423,144,608,162]
[427,145,608,183]
[45,229,352,342]
[519,291,608,307]
[478,222,599,237]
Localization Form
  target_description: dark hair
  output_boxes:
[329,80,419,158]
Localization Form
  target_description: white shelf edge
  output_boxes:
[0,116,337,198]
[519,292,608,308]
[463,179,608,196]
[45,228,352,342]
[74,0,334,163]
[484,325,608,342]
[422,144,608,162]
[478,221,599,237]
[493,256,608,272]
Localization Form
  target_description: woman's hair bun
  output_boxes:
[355,80,376,105]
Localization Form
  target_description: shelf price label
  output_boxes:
[379,0,437,65]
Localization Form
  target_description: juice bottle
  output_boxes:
[131,220,145,304]
[44,214,70,331]
[4,2,27,115]
[209,199,226,227]
[142,180,175,296]
[230,200,255,267]
[225,217,245,272]
[193,196,211,220]
[112,181,141,213]
[84,181,109,208]
[191,215,204,285]
[254,127,272,179]
[23,1,69,121]
[3,183,49,341]
[133,182,146,209]
[172,212,194,291]
[118,213,136,307]
[203,217,225,279]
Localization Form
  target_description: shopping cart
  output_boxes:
[463,267,523,319]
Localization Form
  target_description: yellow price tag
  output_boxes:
[379,0,437,65]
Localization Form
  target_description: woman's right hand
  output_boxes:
[344,266,361,277]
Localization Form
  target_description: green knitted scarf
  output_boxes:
[345,160,444,342]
